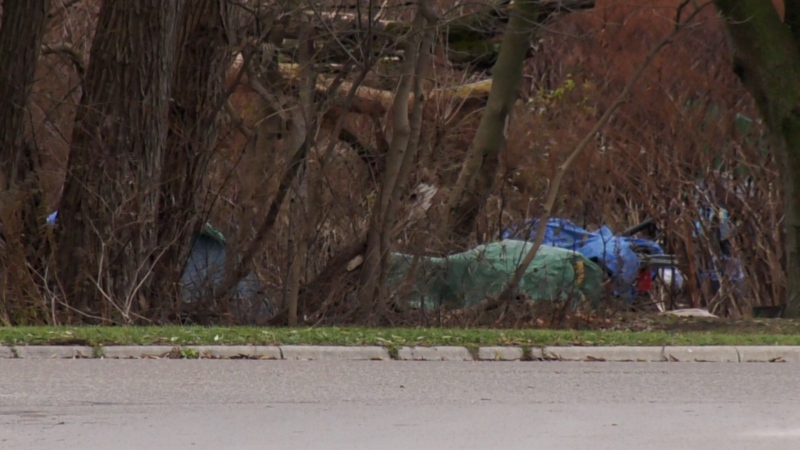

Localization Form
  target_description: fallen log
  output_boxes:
[229,57,495,115]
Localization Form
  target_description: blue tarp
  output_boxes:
[503,218,665,299]
[180,228,264,306]
[505,216,747,301]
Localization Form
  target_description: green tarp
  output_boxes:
[387,239,603,309]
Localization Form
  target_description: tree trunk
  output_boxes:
[713,0,800,316]
[785,2,800,43]
[285,166,307,327]
[443,0,539,245]
[783,108,800,318]
[356,10,426,320]
[0,0,51,322]
[285,22,315,327]
[56,0,183,323]
[375,17,436,308]
[156,0,237,317]
[0,0,49,174]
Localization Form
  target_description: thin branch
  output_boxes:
[223,99,255,138]
[337,122,383,175]
[245,62,289,123]
[319,66,371,166]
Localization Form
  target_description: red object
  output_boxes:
[636,269,653,292]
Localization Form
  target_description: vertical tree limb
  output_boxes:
[286,20,315,326]
[442,0,540,245]
[376,9,437,311]
[356,7,426,319]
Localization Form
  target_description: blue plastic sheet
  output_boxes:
[504,218,665,299]
[180,230,263,305]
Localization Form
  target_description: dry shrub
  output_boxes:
[2,0,786,324]
[492,0,782,317]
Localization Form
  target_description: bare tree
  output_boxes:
[285,19,316,326]
[0,0,50,169]
[56,0,183,323]
[356,2,434,320]
[714,0,800,317]
[0,0,52,321]
[156,0,239,316]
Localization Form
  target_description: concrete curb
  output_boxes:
[280,345,389,361]
[184,345,281,359]
[101,346,180,359]
[397,346,473,361]
[13,346,94,359]
[477,346,524,361]
[541,346,666,362]
[3,345,800,362]
[735,346,800,363]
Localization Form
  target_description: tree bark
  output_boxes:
[374,12,436,315]
[285,22,315,327]
[785,1,800,44]
[56,0,183,323]
[156,0,237,316]
[714,0,800,316]
[0,0,49,176]
[0,0,51,322]
[443,0,540,245]
[356,9,426,320]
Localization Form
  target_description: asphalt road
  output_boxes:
[1,360,799,450]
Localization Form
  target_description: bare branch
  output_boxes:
[223,99,254,139]
[357,8,425,317]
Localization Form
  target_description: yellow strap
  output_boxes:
[575,260,585,287]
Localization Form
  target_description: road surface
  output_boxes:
[1,359,799,449]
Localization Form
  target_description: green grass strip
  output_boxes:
[2,326,800,348]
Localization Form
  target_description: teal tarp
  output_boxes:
[387,239,603,309]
